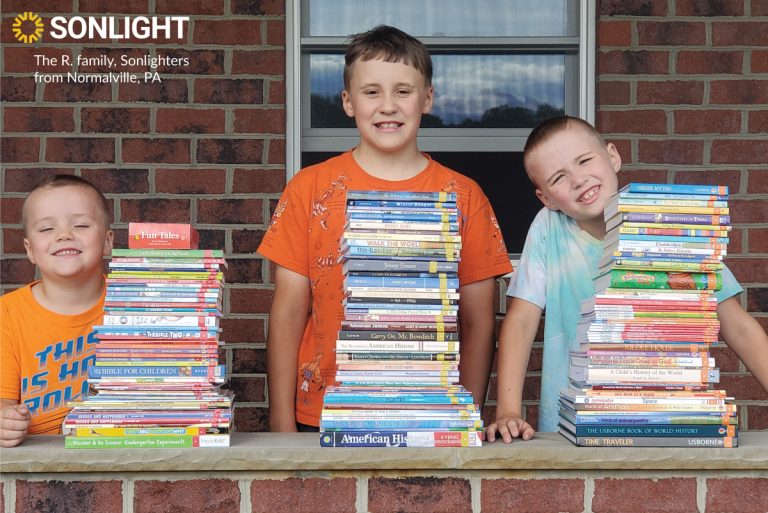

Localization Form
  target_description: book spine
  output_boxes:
[571,424,736,438]
[346,220,459,232]
[570,413,736,425]
[343,231,461,243]
[571,366,720,383]
[88,365,225,378]
[343,239,461,250]
[346,199,456,208]
[65,435,229,449]
[68,426,228,436]
[335,340,459,352]
[617,234,729,244]
[563,433,737,448]
[337,330,459,341]
[616,205,729,215]
[335,352,458,361]
[616,198,728,208]
[111,249,224,258]
[605,270,721,290]
[343,259,458,273]
[345,276,459,289]
[618,192,728,201]
[346,190,457,202]
[625,183,728,196]
[347,212,458,222]
[617,227,730,237]
[321,419,481,429]
[619,213,731,225]
[319,430,481,447]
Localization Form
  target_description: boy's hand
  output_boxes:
[485,415,535,443]
[0,403,31,447]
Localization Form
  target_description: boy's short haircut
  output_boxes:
[522,115,607,185]
[343,25,433,89]
[22,174,110,233]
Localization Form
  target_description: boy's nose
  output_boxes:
[55,228,74,241]
[379,93,397,113]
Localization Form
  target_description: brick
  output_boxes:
[730,199,768,224]
[617,169,670,187]
[727,257,768,282]
[747,405,768,429]
[748,111,768,134]
[600,0,667,16]
[753,51,768,73]
[2,0,72,12]
[0,198,24,224]
[711,80,768,105]
[156,49,225,74]
[46,138,114,163]
[677,0,744,16]
[728,228,744,254]
[755,0,768,15]
[638,140,704,164]
[122,138,190,164]
[268,139,286,164]
[119,198,191,223]
[224,258,263,283]
[232,49,285,75]
[251,478,355,513]
[525,404,540,430]
[234,108,286,134]
[268,79,286,104]
[80,0,147,12]
[221,318,267,344]
[198,198,264,224]
[81,108,150,133]
[232,0,285,16]
[266,19,285,46]
[636,80,704,104]
[369,477,471,513]
[673,170,741,193]
[135,479,239,513]
[747,287,768,313]
[593,478,697,513]
[4,228,28,254]
[481,479,584,513]
[228,288,273,314]
[233,169,285,194]
[711,140,768,165]
[156,108,225,134]
[232,228,267,252]
[713,22,768,46]
[597,110,667,134]
[155,168,226,194]
[43,81,112,102]
[156,0,224,14]
[597,80,631,105]
[637,22,705,46]
[80,168,149,195]
[195,79,264,104]
[676,50,743,75]
[598,20,631,47]
[233,406,268,432]
[1,258,35,284]
[3,107,74,133]
[674,110,740,134]
[198,229,226,250]
[719,375,768,400]
[227,376,265,402]
[194,20,263,45]
[749,228,768,254]
[77,48,148,72]
[706,478,768,513]
[521,375,542,401]
[599,50,668,75]
[4,47,72,73]
[231,347,267,373]
[1,77,35,101]
[16,480,122,513]
[711,345,741,372]
[197,139,264,164]
[119,79,187,102]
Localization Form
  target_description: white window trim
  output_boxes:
[285,0,595,178]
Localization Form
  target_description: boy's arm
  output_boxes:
[266,265,312,432]
[0,398,30,448]
[485,297,542,443]
[457,277,497,411]
[717,296,768,393]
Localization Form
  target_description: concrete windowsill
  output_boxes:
[2,431,767,473]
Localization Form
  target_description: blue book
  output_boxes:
[346,190,457,202]
[347,199,457,209]
[622,183,729,196]
[345,276,459,289]
[566,423,736,438]
[617,234,729,244]
[617,192,729,201]
[319,430,482,447]
[347,212,458,222]
[564,411,736,425]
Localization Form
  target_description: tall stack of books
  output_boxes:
[559,183,738,448]
[320,190,483,447]
[63,223,232,449]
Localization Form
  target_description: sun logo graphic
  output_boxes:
[12,12,45,44]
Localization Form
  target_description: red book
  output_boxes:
[129,223,199,249]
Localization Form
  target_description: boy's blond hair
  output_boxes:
[343,25,433,89]
[22,175,110,233]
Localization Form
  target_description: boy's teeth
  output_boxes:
[56,249,80,255]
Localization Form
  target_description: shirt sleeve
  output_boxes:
[0,297,21,401]
[716,263,744,303]
[507,209,548,309]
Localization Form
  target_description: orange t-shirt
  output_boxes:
[257,151,512,426]
[1,282,104,434]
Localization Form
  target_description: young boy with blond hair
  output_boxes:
[1,175,113,446]
[258,25,512,431]
[487,116,768,442]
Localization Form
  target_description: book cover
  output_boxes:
[128,223,200,250]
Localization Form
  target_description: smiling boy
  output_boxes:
[1,175,113,446]
[486,116,768,442]
[258,25,512,431]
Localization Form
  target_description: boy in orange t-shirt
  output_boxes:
[258,25,512,431]
[1,175,113,446]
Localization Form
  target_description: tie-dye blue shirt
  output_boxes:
[507,207,743,432]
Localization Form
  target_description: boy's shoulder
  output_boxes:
[0,283,35,310]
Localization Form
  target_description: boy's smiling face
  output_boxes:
[525,123,621,237]
[341,57,433,158]
[23,185,113,283]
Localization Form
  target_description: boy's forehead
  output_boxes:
[24,185,101,215]
[350,56,424,81]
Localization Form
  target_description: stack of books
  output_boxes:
[320,190,483,447]
[63,223,232,449]
[559,183,738,448]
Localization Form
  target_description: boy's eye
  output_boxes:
[552,175,564,184]
[579,157,593,165]
[74,224,91,228]
[38,227,53,232]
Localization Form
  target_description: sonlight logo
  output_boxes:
[11,13,189,43]
[12,12,44,43]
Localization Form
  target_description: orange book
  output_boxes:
[129,223,199,249]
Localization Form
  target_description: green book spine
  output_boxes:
[607,270,722,290]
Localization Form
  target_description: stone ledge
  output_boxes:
[2,431,767,473]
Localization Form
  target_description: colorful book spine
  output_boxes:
[65,434,230,449]
[559,431,737,448]
[319,430,482,447]
[611,213,731,225]
[346,190,457,202]
[598,270,722,290]
[623,183,729,196]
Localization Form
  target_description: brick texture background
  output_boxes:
[1,0,766,433]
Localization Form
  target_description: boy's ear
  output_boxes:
[103,230,114,256]
[23,238,36,264]
[341,90,355,118]
[606,142,622,173]
[535,189,559,211]
[422,86,434,114]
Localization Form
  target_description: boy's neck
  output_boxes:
[577,217,607,240]
[351,145,429,181]
[31,273,104,315]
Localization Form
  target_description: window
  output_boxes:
[287,0,596,253]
